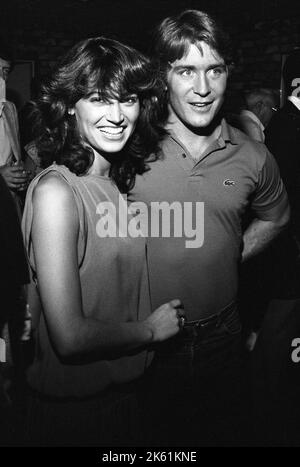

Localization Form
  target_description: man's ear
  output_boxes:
[254,101,263,116]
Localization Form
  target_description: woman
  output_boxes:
[22,37,184,446]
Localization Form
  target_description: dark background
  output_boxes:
[1,0,300,104]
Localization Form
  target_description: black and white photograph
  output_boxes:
[0,0,300,450]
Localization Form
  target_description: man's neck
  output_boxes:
[166,119,222,162]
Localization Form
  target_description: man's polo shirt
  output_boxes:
[129,120,287,320]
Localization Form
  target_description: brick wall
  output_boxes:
[231,16,300,93]
[1,0,299,98]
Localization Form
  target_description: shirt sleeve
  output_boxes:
[251,148,289,220]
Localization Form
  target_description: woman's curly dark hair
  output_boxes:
[33,36,165,192]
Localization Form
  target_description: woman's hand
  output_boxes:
[144,299,185,343]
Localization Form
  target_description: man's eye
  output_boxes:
[209,67,225,78]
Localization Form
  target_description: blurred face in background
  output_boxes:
[0,58,11,82]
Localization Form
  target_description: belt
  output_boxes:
[183,301,237,329]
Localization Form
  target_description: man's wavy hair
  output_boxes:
[33,37,164,192]
[152,9,234,124]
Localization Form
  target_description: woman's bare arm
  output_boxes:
[31,174,182,361]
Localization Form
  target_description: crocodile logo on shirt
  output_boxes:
[223,179,236,186]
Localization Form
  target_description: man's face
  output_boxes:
[260,98,277,127]
[0,58,11,81]
[166,42,228,133]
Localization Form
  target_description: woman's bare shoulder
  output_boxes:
[31,170,79,230]
[32,170,74,205]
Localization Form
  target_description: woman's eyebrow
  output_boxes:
[171,64,197,71]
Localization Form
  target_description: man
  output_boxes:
[252,49,300,446]
[236,88,278,350]
[0,172,29,381]
[0,44,31,423]
[265,50,300,240]
[130,10,289,446]
[0,44,32,214]
[238,88,277,142]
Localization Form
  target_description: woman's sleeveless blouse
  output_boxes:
[22,164,152,398]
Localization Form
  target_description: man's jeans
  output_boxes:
[142,305,245,446]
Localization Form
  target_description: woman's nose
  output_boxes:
[107,102,124,124]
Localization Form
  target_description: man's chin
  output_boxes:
[185,113,222,135]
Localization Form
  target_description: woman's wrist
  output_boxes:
[136,320,154,345]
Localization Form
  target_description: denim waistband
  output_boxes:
[183,301,237,329]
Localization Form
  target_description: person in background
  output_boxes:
[251,49,300,446]
[236,88,278,351]
[238,88,277,142]
[0,41,32,434]
[265,50,300,241]
[129,9,290,446]
[22,36,185,447]
[0,173,29,440]
[0,41,33,214]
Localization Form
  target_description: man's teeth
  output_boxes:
[100,127,124,134]
[191,103,210,107]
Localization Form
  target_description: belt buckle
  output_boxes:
[198,315,218,328]
[196,320,210,329]
[193,318,216,336]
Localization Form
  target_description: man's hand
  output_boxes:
[0,164,31,191]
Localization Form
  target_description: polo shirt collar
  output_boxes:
[218,118,239,146]
[162,118,238,161]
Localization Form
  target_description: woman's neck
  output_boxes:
[88,150,111,177]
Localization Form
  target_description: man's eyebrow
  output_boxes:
[206,63,227,70]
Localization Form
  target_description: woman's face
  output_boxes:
[70,92,140,154]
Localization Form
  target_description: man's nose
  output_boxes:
[193,73,210,96]
[107,102,124,124]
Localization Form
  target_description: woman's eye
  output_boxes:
[122,95,138,105]
[88,94,105,103]
[90,97,103,103]
[179,69,193,77]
